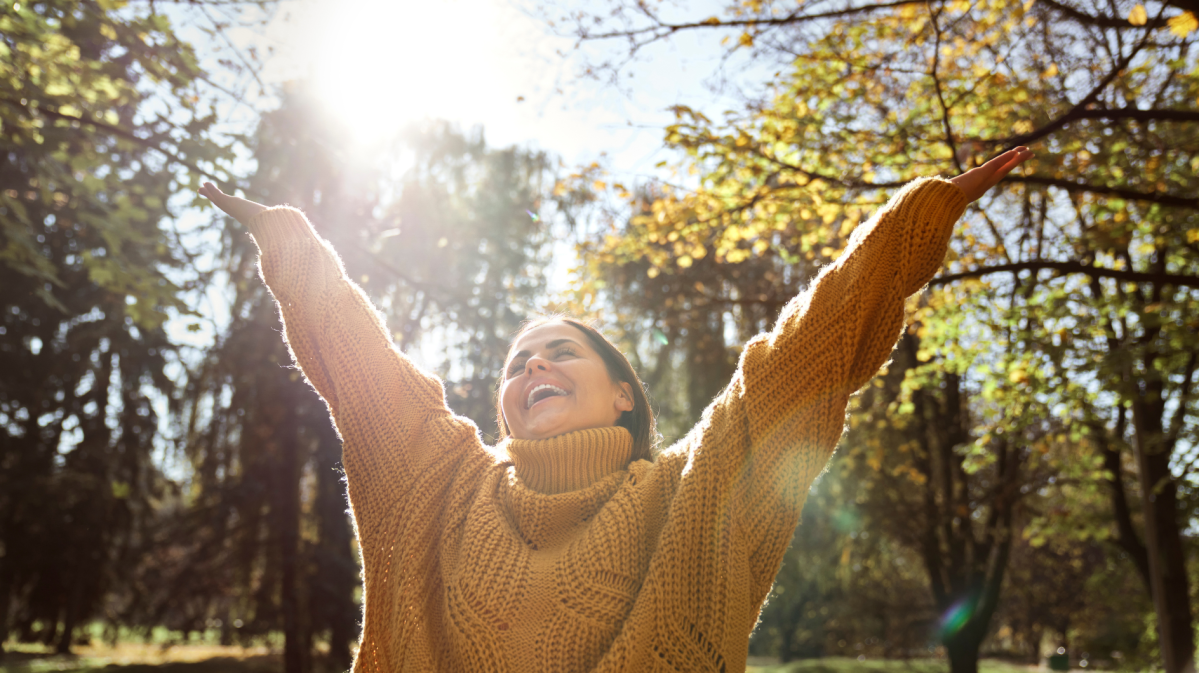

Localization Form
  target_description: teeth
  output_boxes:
[527,383,567,409]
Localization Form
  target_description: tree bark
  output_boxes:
[273,395,309,673]
[1132,393,1195,673]
[1095,413,1152,594]
[54,580,81,655]
[314,415,357,671]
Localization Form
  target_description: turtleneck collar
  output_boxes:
[500,426,633,495]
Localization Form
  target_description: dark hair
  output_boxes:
[496,317,657,462]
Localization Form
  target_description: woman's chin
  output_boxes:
[518,410,571,439]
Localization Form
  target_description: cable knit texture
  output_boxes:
[247,176,968,673]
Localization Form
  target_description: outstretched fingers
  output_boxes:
[981,147,1033,191]
[951,146,1034,202]
[198,181,224,202]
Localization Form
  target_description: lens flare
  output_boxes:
[938,598,975,639]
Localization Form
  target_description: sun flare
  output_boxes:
[305,0,506,144]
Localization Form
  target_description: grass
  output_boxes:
[747,657,1043,673]
[0,641,279,673]
[1,644,1048,673]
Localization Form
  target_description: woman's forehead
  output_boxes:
[509,322,589,357]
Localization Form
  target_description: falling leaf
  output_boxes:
[739,32,754,47]
[1128,4,1147,25]
[1168,11,1197,36]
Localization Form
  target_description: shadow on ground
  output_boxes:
[0,651,280,673]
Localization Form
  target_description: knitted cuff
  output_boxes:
[245,206,323,249]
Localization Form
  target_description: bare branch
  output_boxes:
[928,5,964,174]
[931,260,1199,289]
[1035,0,1171,29]
[1068,107,1199,124]
[1002,27,1156,150]
[0,98,229,185]
[1011,175,1199,209]
[574,0,930,42]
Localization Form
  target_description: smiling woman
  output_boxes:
[197,147,1030,672]
[498,318,653,458]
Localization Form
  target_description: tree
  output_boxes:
[170,82,561,672]
[552,1,1198,670]
[0,0,244,654]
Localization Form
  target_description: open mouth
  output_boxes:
[527,384,568,409]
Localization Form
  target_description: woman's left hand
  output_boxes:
[949,146,1034,203]
[199,182,268,228]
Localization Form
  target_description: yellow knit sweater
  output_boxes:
[247,177,968,673]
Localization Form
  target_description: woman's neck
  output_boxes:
[501,426,633,494]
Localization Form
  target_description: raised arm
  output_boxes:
[659,148,1032,589]
[198,184,488,532]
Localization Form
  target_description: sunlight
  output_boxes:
[305,0,507,144]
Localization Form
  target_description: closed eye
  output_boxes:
[506,347,578,378]
[506,359,527,378]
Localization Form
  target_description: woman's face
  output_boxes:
[500,322,633,441]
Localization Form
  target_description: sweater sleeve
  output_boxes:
[246,207,488,538]
[665,177,968,590]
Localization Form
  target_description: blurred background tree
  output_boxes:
[554,1,1198,672]
[0,0,241,655]
[3,0,1197,671]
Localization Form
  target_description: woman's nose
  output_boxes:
[527,359,550,375]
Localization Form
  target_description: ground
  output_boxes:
[0,644,1051,673]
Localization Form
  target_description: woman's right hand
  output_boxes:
[198,182,269,228]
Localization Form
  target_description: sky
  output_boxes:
[156,0,766,473]
[171,0,768,354]
[252,0,758,182]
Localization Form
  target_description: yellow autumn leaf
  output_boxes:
[1041,63,1058,79]
[703,16,721,25]
[739,32,754,47]
[592,180,607,191]
[1168,11,1197,36]
[1128,4,1147,26]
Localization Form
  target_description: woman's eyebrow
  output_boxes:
[509,338,581,361]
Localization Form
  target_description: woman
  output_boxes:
[199,146,1031,673]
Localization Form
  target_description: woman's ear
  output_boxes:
[615,381,635,413]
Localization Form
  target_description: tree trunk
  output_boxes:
[1132,404,1195,673]
[1096,415,1152,593]
[0,558,11,656]
[946,630,982,673]
[273,397,309,673]
[315,417,356,672]
[55,574,84,655]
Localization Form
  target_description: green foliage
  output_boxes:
[155,83,561,667]
[363,121,557,437]
[557,0,1198,667]
[0,0,232,322]
[0,0,237,654]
